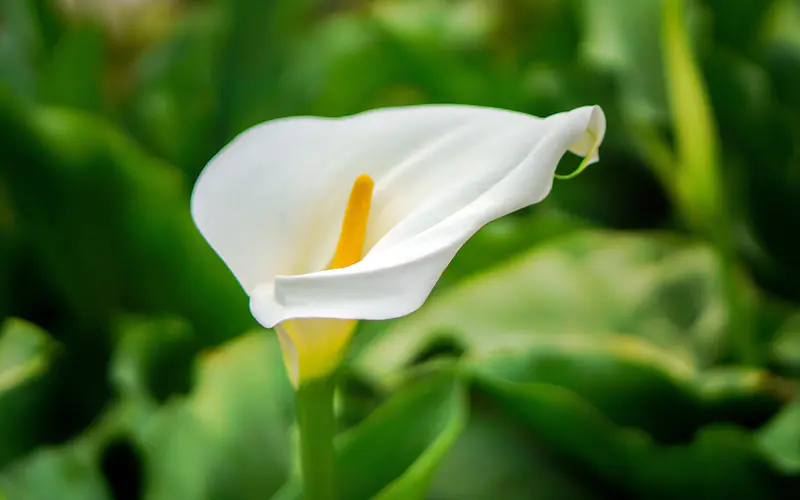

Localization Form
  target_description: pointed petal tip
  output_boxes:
[559,105,606,178]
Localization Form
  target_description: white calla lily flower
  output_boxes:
[191,104,606,386]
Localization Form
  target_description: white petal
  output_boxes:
[191,104,605,327]
[193,106,498,292]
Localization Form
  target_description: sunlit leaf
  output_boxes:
[0,319,57,393]
[0,318,59,466]
[357,231,728,382]
[437,212,588,290]
[372,0,498,49]
[662,0,724,237]
[770,312,800,376]
[757,399,800,474]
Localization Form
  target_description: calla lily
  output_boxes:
[191,104,606,386]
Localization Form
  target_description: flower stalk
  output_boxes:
[296,376,337,500]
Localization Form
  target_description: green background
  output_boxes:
[1,0,799,498]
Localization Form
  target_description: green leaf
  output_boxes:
[437,212,587,289]
[476,337,784,441]
[1,327,292,500]
[0,0,42,101]
[734,107,800,301]
[2,325,292,500]
[109,315,195,403]
[337,370,467,500]
[38,26,106,112]
[662,0,724,237]
[128,6,224,173]
[694,367,787,426]
[581,0,667,121]
[0,318,57,393]
[286,11,412,117]
[0,178,17,321]
[473,336,700,441]
[0,318,59,466]
[703,44,772,135]
[763,0,800,51]
[0,93,253,344]
[135,331,293,500]
[631,425,782,499]
[215,0,319,137]
[770,312,800,376]
[474,373,790,499]
[429,400,609,500]
[357,231,727,383]
[757,399,800,474]
[372,0,498,48]
[704,0,777,51]
[472,373,648,491]
[0,441,111,500]
[357,230,785,438]
[348,213,587,361]
[630,425,789,499]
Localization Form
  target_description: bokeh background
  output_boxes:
[1,0,799,498]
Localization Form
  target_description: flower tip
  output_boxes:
[554,129,601,181]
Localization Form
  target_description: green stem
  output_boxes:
[296,376,336,500]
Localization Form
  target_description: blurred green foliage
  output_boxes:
[1,0,799,498]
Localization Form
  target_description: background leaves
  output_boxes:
[1,0,799,498]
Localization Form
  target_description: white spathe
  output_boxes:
[191,104,606,329]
